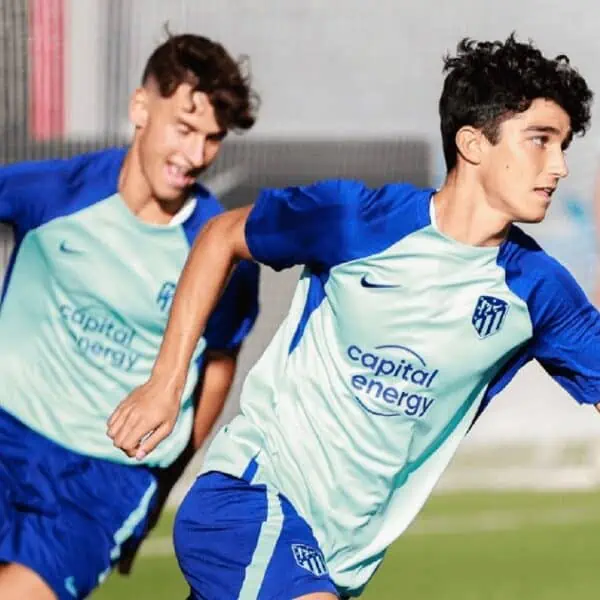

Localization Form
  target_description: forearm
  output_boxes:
[192,351,238,449]
[152,207,252,391]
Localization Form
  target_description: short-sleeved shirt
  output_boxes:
[202,180,600,594]
[0,148,259,468]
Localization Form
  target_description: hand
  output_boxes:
[107,377,182,461]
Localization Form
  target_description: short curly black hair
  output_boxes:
[142,30,259,133]
[439,33,593,171]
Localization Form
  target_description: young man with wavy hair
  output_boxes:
[0,33,260,600]
[111,34,596,599]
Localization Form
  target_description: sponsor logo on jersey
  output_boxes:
[59,303,141,372]
[347,344,437,418]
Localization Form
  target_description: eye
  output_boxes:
[531,135,548,148]
[207,131,227,143]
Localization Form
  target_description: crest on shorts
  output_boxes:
[291,543,328,577]
[472,295,509,339]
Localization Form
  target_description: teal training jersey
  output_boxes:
[0,148,259,468]
[202,180,600,595]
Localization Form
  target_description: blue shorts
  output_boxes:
[0,408,158,600]
[174,469,339,600]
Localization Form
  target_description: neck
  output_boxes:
[433,168,511,247]
[118,144,187,225]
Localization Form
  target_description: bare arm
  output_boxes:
[107,205,253,459]
[152,205,252,388]
[191,350,238,449]
[114,349,240,574]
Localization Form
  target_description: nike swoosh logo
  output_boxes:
[360,274,400,289]
[59,241,83,255]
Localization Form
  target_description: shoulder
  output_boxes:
[500,226,578,289]
[180,183,225,242]
[0,148,125,230]
[257,178,432,215]
[499,226,590,327]
[3,147,124,191]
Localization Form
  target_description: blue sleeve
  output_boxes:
[203,259,260,352]
[0,158,76,232]
[0,161,46,225]
[0,150,125,233]
[244,180,429,271]
[530,260,600,404]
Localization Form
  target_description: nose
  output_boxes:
[548,147,568,179]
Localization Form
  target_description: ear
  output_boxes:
[129,87,149,129]
[455,126,484,166]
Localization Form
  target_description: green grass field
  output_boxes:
[94,489,600,599]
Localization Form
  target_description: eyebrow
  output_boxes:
[176,117,227,141]
[177,113,199,128]
[523,125,563,135]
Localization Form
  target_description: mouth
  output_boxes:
[533,187,555,202]
[164,162,196,190]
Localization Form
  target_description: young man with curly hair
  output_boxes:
[110,34,596,599]
[0,33,260,600]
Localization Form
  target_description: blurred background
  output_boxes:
[2,1,600,598]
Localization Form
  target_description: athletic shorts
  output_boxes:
[174,465,340,599]
[0,408,158,599]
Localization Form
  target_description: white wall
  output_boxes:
[91,1,599,185]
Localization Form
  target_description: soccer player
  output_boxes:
[108,35,597,599]
[0,33,259,600]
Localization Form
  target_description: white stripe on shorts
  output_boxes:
[238,487,284,599]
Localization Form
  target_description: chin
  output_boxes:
[154,185,189,205]
[517,210,547,224]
